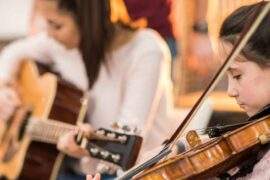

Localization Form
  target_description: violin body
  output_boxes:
[136,115,270,179]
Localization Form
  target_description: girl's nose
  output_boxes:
[227,82,238,97]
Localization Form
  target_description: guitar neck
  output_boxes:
[26,118,143,170]
[27,118,77,144]
[26,118,124,144]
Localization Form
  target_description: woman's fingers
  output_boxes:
[57,131,89,158]
[86,173,101,180]
[78,123,94,138]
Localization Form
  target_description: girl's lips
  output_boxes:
[238,103,246,109]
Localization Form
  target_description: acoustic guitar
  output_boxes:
[0,60,142,180]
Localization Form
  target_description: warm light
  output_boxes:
[109,0,147,28]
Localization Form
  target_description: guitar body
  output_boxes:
[0,60,84,180]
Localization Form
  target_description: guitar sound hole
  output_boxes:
[0,175,8,180]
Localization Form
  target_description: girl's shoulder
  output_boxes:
[107,28,171,67]
[119,28,170,59]
[132,28,168,50]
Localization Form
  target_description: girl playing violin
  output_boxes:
[219,2,270,179]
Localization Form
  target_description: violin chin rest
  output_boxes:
[258,134,270,145]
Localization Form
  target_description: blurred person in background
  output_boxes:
[123,0,178,60]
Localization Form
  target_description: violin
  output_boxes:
[118,2,270,180]
[135,114,270,179]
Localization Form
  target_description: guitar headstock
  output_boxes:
[85,128,142,170]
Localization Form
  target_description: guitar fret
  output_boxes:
[27,118,76,144]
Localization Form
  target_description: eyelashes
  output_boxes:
[233,74,242,80]
[48,19,63,30]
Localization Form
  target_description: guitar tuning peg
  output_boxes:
[122,125,131,132]
[107,132,116,139]
[111,122,130,132]
[100,151,110,159]
[111,154,121,163]
[96,129,106,136]
[90,148,99,156]
[118,135,127,143]
[111,122,120,129]
[111,122,140,134]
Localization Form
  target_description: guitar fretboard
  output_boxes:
[26,118,77,144]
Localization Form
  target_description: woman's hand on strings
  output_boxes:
[86,174,101,180]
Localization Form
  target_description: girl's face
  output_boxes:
[221,42,270,116]
[41,1,80,49]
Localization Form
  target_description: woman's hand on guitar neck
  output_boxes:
[0,86,21,121]
[57,123,94,158]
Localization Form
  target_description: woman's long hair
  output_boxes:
[58,0,116,88]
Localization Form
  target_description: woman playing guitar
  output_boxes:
[0,0,175,179]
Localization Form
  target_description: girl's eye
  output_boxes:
[48,20,62,30]
[233,74,242,80]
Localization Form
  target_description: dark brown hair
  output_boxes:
[219,2,270,66]
[57,0,116,88]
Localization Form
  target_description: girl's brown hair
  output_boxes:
[219,2,270,66]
